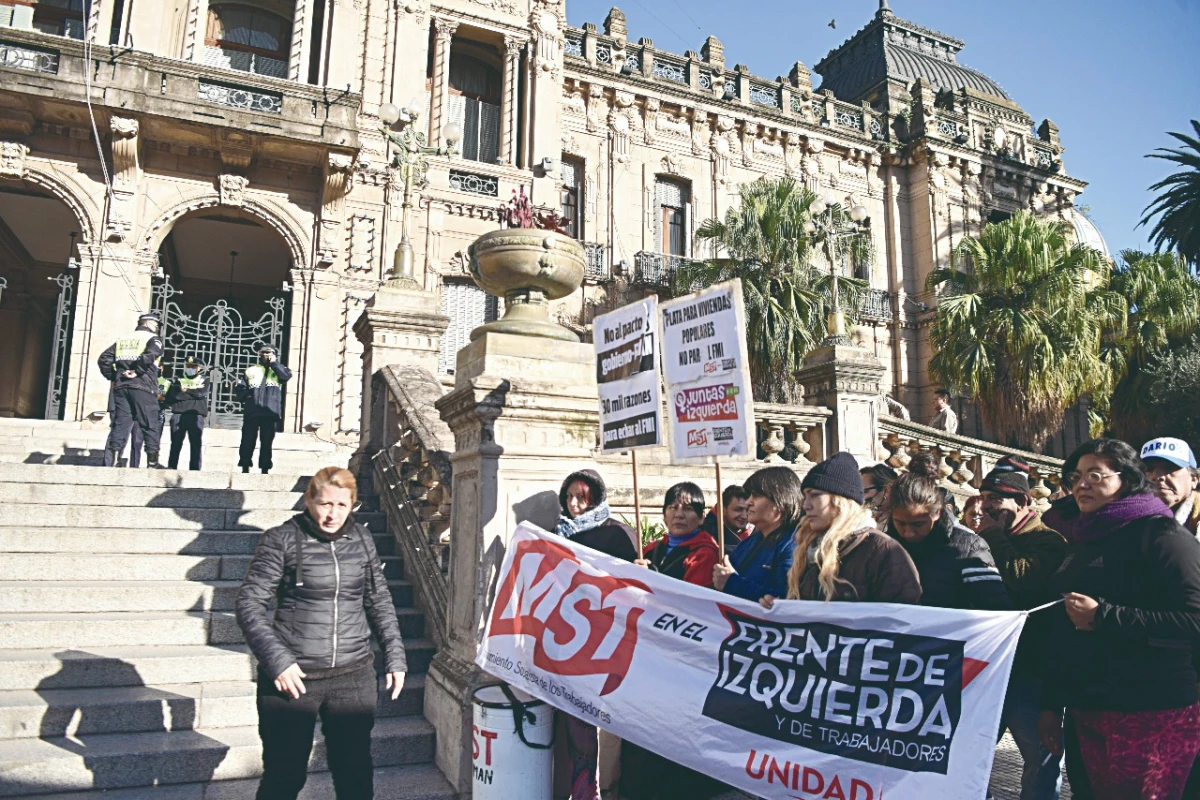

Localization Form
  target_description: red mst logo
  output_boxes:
[687,429,709,447]
[488,538,651,695]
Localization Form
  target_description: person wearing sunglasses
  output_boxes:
[1036,439,1200,800]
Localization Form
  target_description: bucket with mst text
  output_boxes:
[472,684,554,800]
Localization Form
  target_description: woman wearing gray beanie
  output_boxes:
[761,452,921,608]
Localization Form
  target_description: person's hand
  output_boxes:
[274,664,307,699]
[634,558,651,569]
[1063,592,1099,631]
[759,595,777,611]
[1038,710,1064,756]
[713,556,736,591]
[386,671,406,701]
[121,369,136,379]
[979,508,1013,533]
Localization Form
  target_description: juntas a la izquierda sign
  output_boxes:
[478,523,1025,799]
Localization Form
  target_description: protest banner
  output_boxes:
[477,522,1026,800]
[594,297,662,453]
[658,280,755,464]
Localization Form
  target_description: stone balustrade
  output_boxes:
[755,402,832,465]
[877,416,1064,509]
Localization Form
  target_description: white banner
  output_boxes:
[659,281,755,462]
[477,523,1026,800]
[594,297,662,452]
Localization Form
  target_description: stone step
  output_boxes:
[0,506,387,532]
[0,612,434,663]
[0,674,427,740]
[3,450,353,472]
[0,528,396,556]
[0,462,314,490]
[0,714,435,796]
[0,583,421,625]
[0,553,406,582]
[14,763,455,799]
[0,484,307,509]
[0,425,352,451]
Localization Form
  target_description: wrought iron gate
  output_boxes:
[44,272,76,420]
[151,275,289,428]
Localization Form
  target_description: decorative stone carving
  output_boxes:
[0,142,28,179]
[316,153,355,268]
[218,174,249,207]
[396,0,429,27]
[657,110,689,138]
[642,97,659,145]
[105,117,141,243]
[689,108,709,156]
[660,153,684,177]
[530,9,563,80]
[585,84,606,133]
[754,135,783,159]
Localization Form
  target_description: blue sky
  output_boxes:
[563,0,1200,257]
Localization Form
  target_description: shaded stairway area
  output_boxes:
[0,462,455,798]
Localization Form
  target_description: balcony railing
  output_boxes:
[197,79,283,114]
[583,242,608,281]
[633,252,698,288]
[856,288,895,323]
[0,39,58,73]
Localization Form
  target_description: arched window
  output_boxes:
[205,3,291,79]
[447,54,501,165]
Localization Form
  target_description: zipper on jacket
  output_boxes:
[330,539,341,668]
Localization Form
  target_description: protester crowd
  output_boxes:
[541,434,1200,800]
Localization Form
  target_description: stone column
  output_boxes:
[429,19,458,149]
[289,0,314,83]
[182,0,210,62]
[423,331,600,793]
[795,341,887,465]
[352,285,449,443]
[499,36,522,166]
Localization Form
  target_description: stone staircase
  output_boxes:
[0,455,456,797]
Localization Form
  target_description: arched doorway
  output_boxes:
[0,180,85,419]
[153,209,292,428]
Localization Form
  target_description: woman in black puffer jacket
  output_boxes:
[237,466,405,800]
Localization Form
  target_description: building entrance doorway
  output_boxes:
[154,211,292,429]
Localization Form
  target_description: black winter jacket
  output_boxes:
[235,513,406,679]
[236,360,292,419]
[1041,512,1200,712]
[888,509,1011,611]
[96,326,163,395]
[166,376,209,416]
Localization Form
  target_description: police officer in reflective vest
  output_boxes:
[236,345,291,474]
[97,312,165,468]
[166,357,209,471]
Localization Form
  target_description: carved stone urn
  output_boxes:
[467,228,585,342]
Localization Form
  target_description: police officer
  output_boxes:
[97,312,165,468]
[167,357,208,471]
[236,345,291,475]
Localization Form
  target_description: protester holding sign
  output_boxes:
[640,482,721,588]
[1038,438,1200,800]
[712,466,802,601]
[884,454,1010,611]
[758,453,921,606]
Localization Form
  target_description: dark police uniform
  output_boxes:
[236,356,291,473]
[167,371,208,470]
[97,323,164,468]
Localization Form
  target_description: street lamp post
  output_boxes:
[379,101,463,287]
[804,192,869,345]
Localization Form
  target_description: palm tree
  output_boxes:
[926,210,1118,452]
[1103,250,1200,442]
[1141,120,1200,270]
[675,177,869,402]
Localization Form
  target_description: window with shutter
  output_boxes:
[206,3,291,78]
[439,281,490,374]
[448,53,502,166]
[560,158,584,239]
[655,178,690,256]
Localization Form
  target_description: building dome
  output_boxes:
[1072,213,1111,260]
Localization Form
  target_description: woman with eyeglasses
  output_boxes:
[1036,439,1200,800]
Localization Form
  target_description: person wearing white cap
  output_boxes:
[1141,437,1200,536]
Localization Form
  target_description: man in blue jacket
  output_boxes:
[236,345,291,474]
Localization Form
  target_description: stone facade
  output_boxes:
[0,0,1089,433]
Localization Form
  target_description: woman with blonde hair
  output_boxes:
[237,466,406,799]
[760,452,921,608]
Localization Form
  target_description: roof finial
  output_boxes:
[879,0,893,15]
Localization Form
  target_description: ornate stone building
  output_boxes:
[0,0,1102,439]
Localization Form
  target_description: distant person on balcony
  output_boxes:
[1141,437,1200,536]
[700,484,753,555]
[875,391,911,421]
[166,357,208,471]
[236,345,291,475]
[97,312,165,469]
[928,388,959,434]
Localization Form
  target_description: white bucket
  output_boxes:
[472,684,554,800]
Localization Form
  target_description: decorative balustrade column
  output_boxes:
[429,19,458,149]
[500,36,521,166]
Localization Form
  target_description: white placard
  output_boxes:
[478,523,1025,800]
[659,281,755,462]
[594,297,662,452]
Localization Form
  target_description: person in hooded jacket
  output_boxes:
[236,345,292,475]
[554,469,637,800]
[236,467,405,799]
[166,357,209,470]
[883,454,1010,611]
[640,482,721,587]
[97,312,165,468]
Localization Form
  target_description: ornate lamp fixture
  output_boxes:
[804,192,870,344]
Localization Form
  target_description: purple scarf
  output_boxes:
[1043,492,1173,544]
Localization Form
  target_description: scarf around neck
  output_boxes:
[1044,492,1173,544]
[555,500,613,539]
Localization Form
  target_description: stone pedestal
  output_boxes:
[796,341,887,465]
[353,284,449,444]
[424,331,599,794]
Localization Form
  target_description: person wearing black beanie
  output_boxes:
[802,451,866,505]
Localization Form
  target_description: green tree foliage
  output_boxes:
[1143,334,1200,448]
[1141,120,1200,270]
[926,211,1119,452]
[1102,250,1200,443]
[676,177,869,402]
